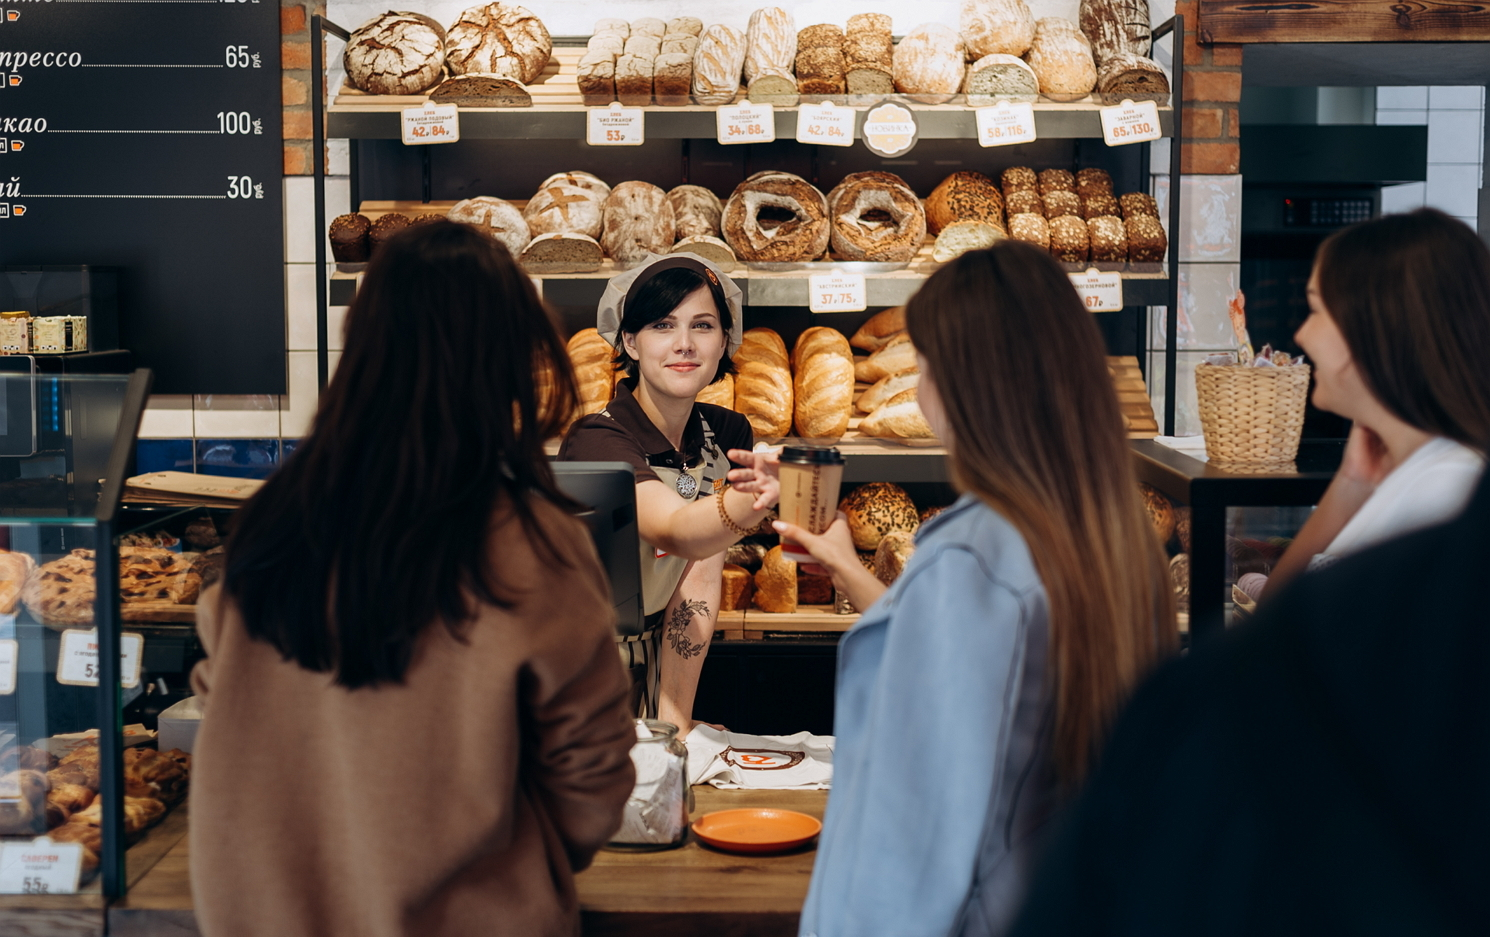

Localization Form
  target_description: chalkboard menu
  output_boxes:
[0,0,284,394]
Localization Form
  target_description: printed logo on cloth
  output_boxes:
[721,747,806,770]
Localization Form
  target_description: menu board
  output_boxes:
[0,1,284,394]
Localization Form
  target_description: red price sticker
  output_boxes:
[1100,99,1163,147]
[400,103,460,146]
[716,103,775,145]
[808,272,867,313]
[796,102,854,147]
[974,101,1037,148]
[0,838,84,896]
[1068,268,1124,312]
[587,103,645,146]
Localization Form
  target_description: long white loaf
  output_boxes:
[693,24,747,105]
[744,7,796,83]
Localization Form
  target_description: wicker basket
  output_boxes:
[1194,363,1311,465]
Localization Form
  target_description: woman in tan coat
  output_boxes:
[189,221,636,937]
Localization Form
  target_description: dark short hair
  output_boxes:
[1316,208,1490,449]
[613,265,736,385]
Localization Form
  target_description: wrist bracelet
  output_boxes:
[716,484,753,538]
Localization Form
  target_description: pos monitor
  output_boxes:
[550,461,644,637]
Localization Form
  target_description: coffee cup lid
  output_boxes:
[780,446,845,465]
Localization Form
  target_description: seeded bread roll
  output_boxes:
[519,232,603,272]
[540,171,610,199]
[615,54,653,105]
[1039,169,1077,194]
[1008,212,1050,249]
[447,197,530,258]
[839,482,920,551]
[1076,167,1113,191]
[1120,192,1161,219]
[693,25,747,106]
[1082,192,1122,219]
[1024,17,1097,96]
[960,0,1037,59]
[721,171,831,263]
[932,220,1005,262]
[369,212,411,253]
[445,3,552,84]
[670,235,737,270]
[668,16,703,37]
[654,51,693,105]
[344,12,446,96]
[623,35,661,58]
[893,24,966,103]
[601,181,675,267]
[428,74,532,106]
[631,17,666,37]
[1043,189,1082,218]
[329,213,371,262]
[827,172,927,263]
[524,182,603,237]
[1087,215,1128,262]
[1049,215,1090,262]
[926,171,1006,235]
[1080,0,1152,64]
[1097,52,1170,96]
[577,50,616,105]
[1001,166,1038,197]
[963,53,1039,104]
[733,328,794,437]
[1126,214,1167,262]
[667,185,723,240]
[1006,189,1045,217]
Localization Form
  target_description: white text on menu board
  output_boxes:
[1068,268,1125,312]
[974,101,1037,147]
[56,629,145,689]
[1100,99,1163,147]
[0,839,84,896]
[809,272,867,313]
[716,103,774,145]
[796,103,853,147]
[587,103,644,146]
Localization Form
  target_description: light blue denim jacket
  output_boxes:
[799,494,1055,937]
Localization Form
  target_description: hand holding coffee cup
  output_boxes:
[776,446,846,564]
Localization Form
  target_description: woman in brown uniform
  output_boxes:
[560,253,780,732]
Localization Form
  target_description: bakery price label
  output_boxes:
[587,103,645,146]
[400,104,460,146]
[1099,99,1163,147]
[1069,268,1125,312]
[0,838,84,896]
[795,102,854,147]
[56,629,144,689]
[975,101,1037,147]
[716,103,775,145]
[0,638,15,695]
[808,272,867,313]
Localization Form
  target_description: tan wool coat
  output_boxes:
[189,499,636,937]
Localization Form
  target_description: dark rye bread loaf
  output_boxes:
[428,74,532,106]
[329,213,371,262]
[368,213,411,252]
[1079,0,1151,64]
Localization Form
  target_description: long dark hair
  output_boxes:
[906,242,1175,786]
[612,265,736,384]
[223,221,580,688]
[1316,208,1490,449]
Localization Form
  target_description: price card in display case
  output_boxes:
[587,103,645,146]
[0,639,15,695]
[717,103,775,144]
[1099,99,1163,147]
[809,272,868,313]
[1068,268,1125,312]
[56,630,144,689]
[401,103,461,146]
[796,102,854,147]
[975,101,1037,147]
[0,838,84,896]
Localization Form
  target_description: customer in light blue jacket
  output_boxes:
[777,242,1177,937]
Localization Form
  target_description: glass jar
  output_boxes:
[607,719,691,851]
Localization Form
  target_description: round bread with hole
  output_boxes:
[827,172,927,263]
[722,172,830,262]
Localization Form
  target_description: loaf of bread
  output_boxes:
[1097,52,1170,96]
[964,53,1040,104]
[960,0,1036,59]
[654,51,693,105]
[1008,212,1050,249]
[854,334,917,382]
[1120,192,1160,218]
[668,185,723,240]
[577,50,615,104]
[541,171,609,199]
[1006,189,1045,217]
[792,326,853,371]
[840,482,920,551]
[926,171,1005,235]
[601,182,676,267]
[624,35,661,58]
[798,23,844,49]
[615,53,653,105]
[1049,215,1090,262]
[1139,483,1176,543]
[447,197,530,259]
[796,25,847,96]
[753,545,797,612]
[733,328,794,437]
[844,12,894,95]
[857,368,920,413]
[670,235,737,270]
[594,18,628,36]
[1126,214,1167,262]
[722,171,831,263]
[1001,166,1038,197]
[1024,17,1097,96]
[1087,215,1127,262]
[669,16,703,37]
[329,213,371,262]
[662,35,700,57]
[369,212,411,254]
[0,552,35,617]
[1076,167,1114,194]
[1043,189,1082,218]
[893,24,966,103]
[874,529,917,585]
[1080,0,1152,64]
[445,3,551,84]
[631,17,665,37]
[794,350,854,438]
[344,12,446,95]
[524,183,603,237]
[860,387,935,439]
[933,220,1005,262]
[520,232,604,272]
[587,32,624,56]
[1082,192,1122,219]
[745,7,797,101]
[827,172,927,263]
[721,563,754,611]
[567,327,616,416]
[849,307,906,352]
[1039,169,1076,193]
[428,74,532,106]
[696,373,735,409]
[693,25,747,106]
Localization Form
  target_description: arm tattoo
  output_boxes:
[666,598,711,660]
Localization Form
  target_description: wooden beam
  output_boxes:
[1199,0,1490,43]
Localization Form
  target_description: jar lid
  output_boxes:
[779,446,845,465]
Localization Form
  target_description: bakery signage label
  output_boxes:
[0,838,84,896]
[808,272,867,313]
[1068,268,1124,312]
[400,103,459,146]
[587,103,644,146]
[0,638,15,695]
[56,629,144,689]
[975,101,1037,148]
[716,103,774,145]
[795,102,853,147]
[861,103,917,158]
[1099,99,1162,147]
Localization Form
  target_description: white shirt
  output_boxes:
[1310,437,1484,571]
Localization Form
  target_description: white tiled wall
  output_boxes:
[1377,86,1484,231]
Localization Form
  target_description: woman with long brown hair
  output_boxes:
[781,241,1175,937]
[189,221,636,937]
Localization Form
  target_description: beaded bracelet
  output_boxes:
[716,483,753,537]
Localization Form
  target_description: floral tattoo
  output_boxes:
[666,599,710,659]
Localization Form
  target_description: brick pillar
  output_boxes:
[1178,0,1241,173]
[280,0,325,175]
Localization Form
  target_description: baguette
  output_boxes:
[857,369,920,413]
[854,334,917,382]
[848,307,906,351]
[860,386,935,439]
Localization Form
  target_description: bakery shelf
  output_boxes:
[718,606,861,641]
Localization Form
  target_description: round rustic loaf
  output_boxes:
[1049,215,1090,262]
[1008,212,1050,249]
[524,183,603,238]
[667,185,724,240]
[369,212,412,252]
[960,0,1036,58]
[1080,0,1153,64]
[670,235,737,270]
[539,170,610,199]
[926,171,1006,234]
[840,482,920,551]
[1087,215,1128,262]
[963,53,1039,104]
[893,24,966,103]
[722,172,830,262]
[445,3,551,84]
[447,197,530,258]
[1097,52,1170,96]
[1024,17,1097,96]
[601,182,676,267]
[827,172,927,263]
[519,232,603,273]
[344,12,446,96]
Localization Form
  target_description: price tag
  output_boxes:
[0,639,15,695]
[808,272,867,313]
[1069,268,1125,312]
[974,101,1037,147]
[795,102,854,147]
[56,629,144,689]
[716,103,775,145]
[400,103,460,146]
[0,838,84,895]
[587,103,645,146]
[1099,99,1163,147]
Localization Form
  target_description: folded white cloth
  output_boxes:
[1155,435,1207,460]
[685,726,835,790]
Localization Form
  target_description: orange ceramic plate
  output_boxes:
[691,808,822,854]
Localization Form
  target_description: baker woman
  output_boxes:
[559,253,780,733]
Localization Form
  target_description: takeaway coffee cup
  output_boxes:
[777,446,846,563]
